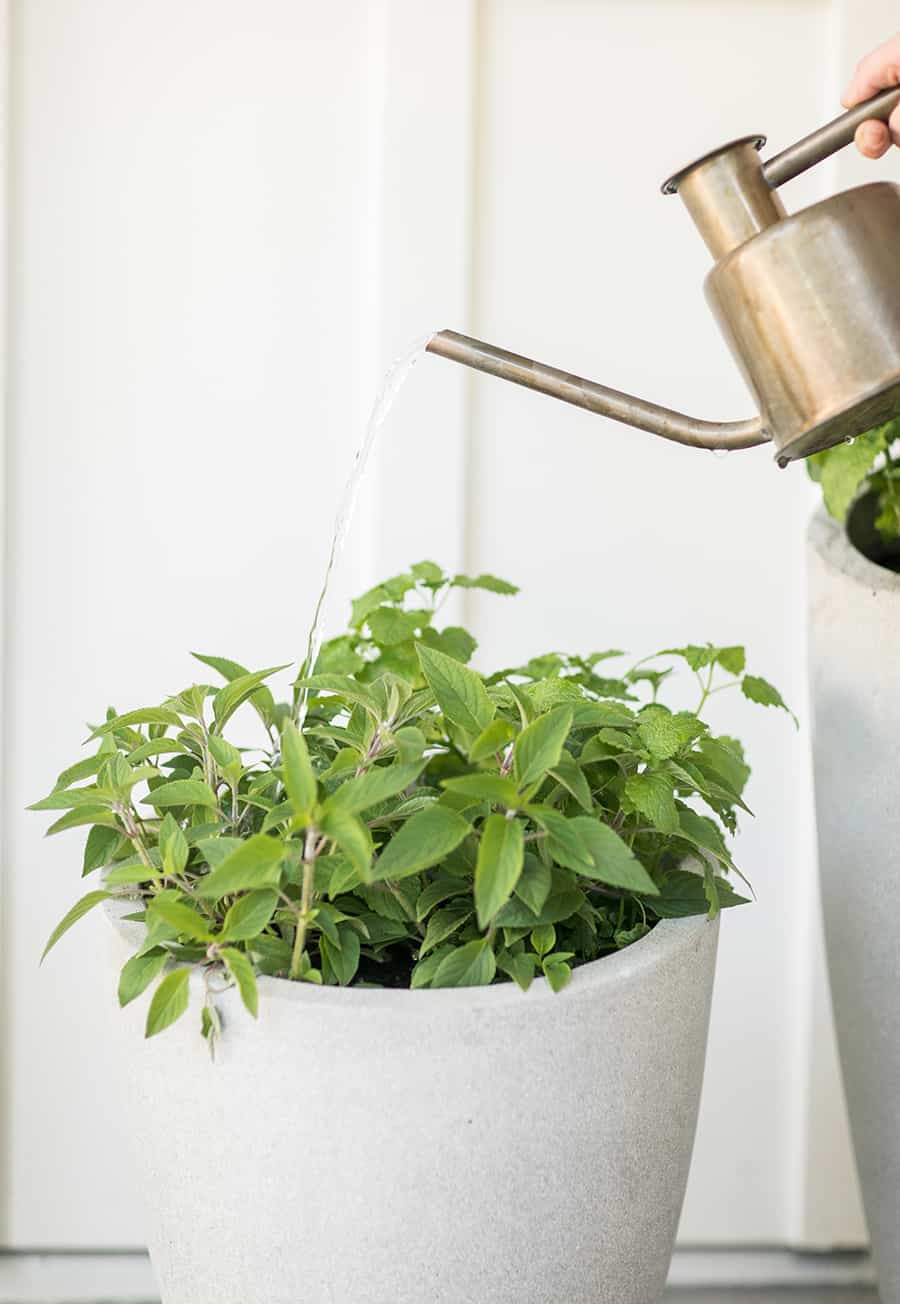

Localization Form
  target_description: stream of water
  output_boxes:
[296,332,436,724]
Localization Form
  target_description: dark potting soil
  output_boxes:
[845,490,900,573]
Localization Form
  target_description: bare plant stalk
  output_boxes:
[290,827,319,980]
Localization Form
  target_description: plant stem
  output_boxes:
[290,827,318,980]
[696,662,716,714]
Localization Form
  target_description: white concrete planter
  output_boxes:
[106,906,718,1304]
[808,503,900,1302]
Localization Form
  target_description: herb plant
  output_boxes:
[808,416,900,538]
[32,562,791,1045]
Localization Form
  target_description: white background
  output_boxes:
[2,0,897,1253]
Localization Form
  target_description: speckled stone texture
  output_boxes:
[106,908,718,1304]
[808,505,900,1302]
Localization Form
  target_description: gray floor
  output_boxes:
[666,1293,877,1302]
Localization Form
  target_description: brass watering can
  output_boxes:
[427,86,900,466]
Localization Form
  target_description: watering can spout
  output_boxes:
[430,85,900,467]
[426,331,768,453]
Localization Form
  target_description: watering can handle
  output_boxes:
[764,84,900,187]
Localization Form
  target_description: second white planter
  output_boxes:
[808,502,900,1303]
[107,906,719,1304]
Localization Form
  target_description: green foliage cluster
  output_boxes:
[808,417,900,537]
[32,562,791,1046]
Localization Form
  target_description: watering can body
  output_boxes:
[429,87,900,466]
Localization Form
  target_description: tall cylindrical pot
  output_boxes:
[808,503,900,1300]
[106,908,718,1304]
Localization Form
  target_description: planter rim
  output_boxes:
[104,897,712,1013]
[809,501,900,594]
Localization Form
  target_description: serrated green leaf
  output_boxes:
[46,806,120,837]
[417,643,494,736]
[320,928,361,986]
[191,652,277,726]
[92,707,183,737]
[194,834,284,899]
[415,875,468,921]
[118,948,169,1007]
[636,708,699,761]
[372,804,471,882]
[651,867,749,918]
[147,892,214,942]
[319,808,374,882]
[694,736,751,797]
[158,813,189,877]
[475,814,525,928]
[367,607,427,645]
[145,968,191,1037]
[213,665,288,729]
[411,559,445,584]
[451,572,518,595]
[431,937,497,988]
[548,754,592,811]
[220,948,258,1017]
[741,674,797,724]
[196,835,245,866]
[624,771,679,834]
[497,949,536,991]
[323,761,423,817]
[570,817,658,894]
[514,706,573,789]
[527,806,593,872]
[441,774,521,807]
[543,959,571,993]
[419,625,477,664]
[141,779,219,810]
[292,674,380,717]
[420,905,473,957]
[104,861,162,886]
[513,855,552,915]
[656,645,717,671]
[41,890,111,961]
[83,824,121,876]
[531,923,556,956]
[54,755,107,790]
[29,786,114,812]
[468,718,515,764]
[221,889,279,942]
[716,646,746,675]
[281,719,317,814]
[410,944,454,989]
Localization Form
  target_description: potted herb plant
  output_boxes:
[33,563,788,1304]
[807,418,900,1304]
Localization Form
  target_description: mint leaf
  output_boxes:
[624,771,679,834]
[741,675,797,725]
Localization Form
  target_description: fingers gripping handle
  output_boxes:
[764,84,900,188]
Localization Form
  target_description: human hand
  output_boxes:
[844,32,900,157]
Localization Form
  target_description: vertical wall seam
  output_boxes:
[460,0,484,630]
[0,0,13,1249]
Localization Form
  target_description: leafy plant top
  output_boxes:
[808,417,900,538]
[32,562,792,1046]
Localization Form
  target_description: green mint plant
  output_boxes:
[31,562,792,1046]
[808,416,900,538]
